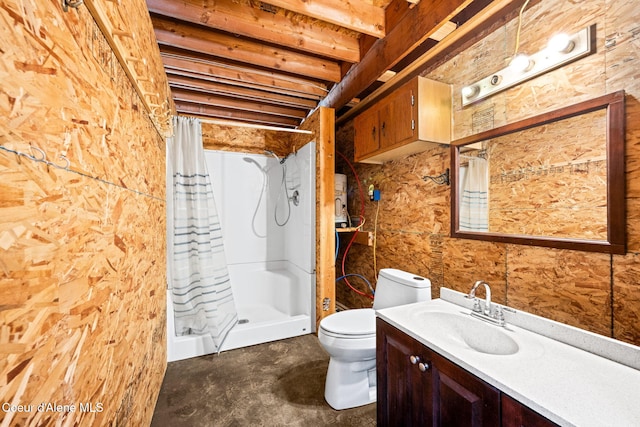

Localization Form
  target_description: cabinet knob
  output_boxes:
[409,355,420,365]
[418,362,430,372]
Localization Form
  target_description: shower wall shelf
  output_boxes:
[336,228,373,246]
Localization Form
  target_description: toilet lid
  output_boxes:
[320,308,375,336]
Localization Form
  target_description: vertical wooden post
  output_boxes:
[316,107,336,328]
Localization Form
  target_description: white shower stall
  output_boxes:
[167,141,316,361]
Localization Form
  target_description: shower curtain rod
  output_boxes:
[194,117,314,135]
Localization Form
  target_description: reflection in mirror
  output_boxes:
[451,91,625,254]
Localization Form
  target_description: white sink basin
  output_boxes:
[411,310,519,355]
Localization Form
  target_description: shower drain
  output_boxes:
[238,319,249,324]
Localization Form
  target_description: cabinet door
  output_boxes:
[377,97,396,151]
[431,351,500,427]
[354,107,380,160]
[377,318,433,427]
[502,394,559,427]
[389,80,416,146]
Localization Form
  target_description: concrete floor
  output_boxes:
[151,334,377,426]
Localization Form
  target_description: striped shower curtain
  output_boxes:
[460,157,489,231]
[166,116,237,351]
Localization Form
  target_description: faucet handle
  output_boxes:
[493,306,505,322]
[472,298,482,313]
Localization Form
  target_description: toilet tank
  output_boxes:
[372,268,432,310]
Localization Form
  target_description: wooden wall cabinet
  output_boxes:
[354,77,451,164]
[377,319,558,427]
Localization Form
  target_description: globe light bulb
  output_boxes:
[461,85,479,99]
[547,33,574,53]
[509,53,534,73]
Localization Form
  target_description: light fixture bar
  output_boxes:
[461,25,595,107]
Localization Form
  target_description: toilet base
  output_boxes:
[324,357,377,410]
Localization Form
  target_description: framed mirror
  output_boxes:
[451,91,625,254]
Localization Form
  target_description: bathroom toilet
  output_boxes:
[318,268,431,410]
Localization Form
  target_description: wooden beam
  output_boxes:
[171,89,309,119]
[337,0,524,125]
[319,0,473,110]
[167,74,318,110]
[175,102,302,128]
[146,0,361,63]
[152,16,342,82]
[314,107,336,324]
[160,51,328,100]
[264,0,386,38]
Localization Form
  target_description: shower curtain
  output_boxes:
[167,116,237,351]
[460,157,489,231]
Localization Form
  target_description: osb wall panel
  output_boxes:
[1,2,165,197]
[1,0,166,425]
[84,0,174,135]
[201,122,292,156]
[0,153,166,426]
[337,0,640,346]
[441,238,507,305]
[335,128,450,308]
[613,253,640,344]
[505,246,611,336]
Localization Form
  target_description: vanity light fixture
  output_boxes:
[461,25,596,107]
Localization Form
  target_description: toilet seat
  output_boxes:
[319,308,375,338]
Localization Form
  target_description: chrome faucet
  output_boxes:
[468,280,492,316]
[466,280,506,327]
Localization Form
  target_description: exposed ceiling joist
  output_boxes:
[152,15,342,82]
[175,102,303,128]
[167,74,318,110]
[147,0,362,63]
[261,0,386,38]
[338,0,535,125]
[160,52,328,100]
[320,0,474,110]
[172,88,309,119]
[147,0,505,129]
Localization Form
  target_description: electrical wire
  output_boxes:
[513,0,532,57]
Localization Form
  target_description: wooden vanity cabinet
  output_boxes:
[377,319,558,427]
[353,77,451,164]
[376,316,433,426]
[377,318,500,426]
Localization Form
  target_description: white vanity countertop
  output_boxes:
[376,288,640,427]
